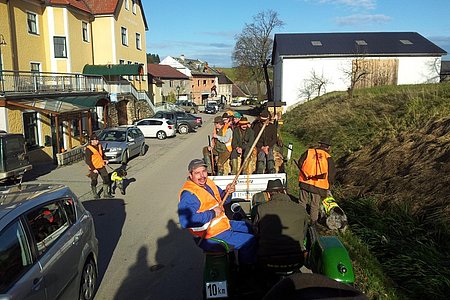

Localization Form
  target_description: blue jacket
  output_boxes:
[178,181,231,229]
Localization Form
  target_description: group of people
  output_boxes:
[178,134,336,266]
[202,109,278,176]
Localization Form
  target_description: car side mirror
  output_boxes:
[128,137,134,142]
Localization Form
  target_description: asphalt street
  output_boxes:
[27,112,219,300]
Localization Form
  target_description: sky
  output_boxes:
[143,0,450,68]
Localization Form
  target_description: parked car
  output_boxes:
[187,113,203,127]
[230,99,242,107]
[134,118,176,140]
[204,102,218,114]
[175,101,199,113]
[0,183,98,300]
[153,111,199,134]
[0,132,32,183]
[97,126,146,164]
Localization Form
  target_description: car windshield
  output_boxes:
[98,130,126,142]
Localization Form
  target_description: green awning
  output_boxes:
[9,94,107,114]
[83,64,144,76]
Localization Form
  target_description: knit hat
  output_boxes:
[234,111,242,119]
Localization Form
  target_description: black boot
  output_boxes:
[91,185,99,199]
[102,184,114,198]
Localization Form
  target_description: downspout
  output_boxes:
[7,0,19,70]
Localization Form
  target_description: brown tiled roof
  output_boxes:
[147,64,189,79]
[83,0,119,14]
[48,0,92,13]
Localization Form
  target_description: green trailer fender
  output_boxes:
[309,236,355,284]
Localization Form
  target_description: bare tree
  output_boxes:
[342,45,370,97]
[299,70,330,101]
[232,10,284,100]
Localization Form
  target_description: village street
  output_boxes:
[27,113,219,299]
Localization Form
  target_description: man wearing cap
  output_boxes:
[230,117,254,175]
[297,139,336,225]
[252,110,278,174]
[85,133,113,199]
[202,115,233,175]
[232,111,242,129]
[178,159,257,264]
[252,179,308,260]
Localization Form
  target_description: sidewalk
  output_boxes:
[24,160,95,201]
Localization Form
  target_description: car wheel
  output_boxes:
[140,144,146,156]
[156,130,167,140]
[122,150,129,164]
[190,108,195,113]
[79,258,97,300]
[178,124,189,134]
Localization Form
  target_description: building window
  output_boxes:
[400,39,413,45]
[53,36,67,58]
[82,22,89,42]
[311,40,322,46]
[132,0,137,14]
[136,33,141,50]
[203,80,206,86]
[30,62,40,73]
[125,0,129,10]
[355,40,367,46]
[27,12,38,34]
[121,27,128,46]
[23,112,39,150]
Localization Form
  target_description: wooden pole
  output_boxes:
[55,115,60,154]
[88,111,92,136]
[78,113,82,144]
[67,118,72,149]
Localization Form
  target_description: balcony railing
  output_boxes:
[0,70,105,94]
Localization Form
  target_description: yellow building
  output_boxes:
[0,0,149,163]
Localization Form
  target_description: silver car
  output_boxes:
[97,126,146,164]
[0,184,98,300]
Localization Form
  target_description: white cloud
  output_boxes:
[314,0,376,10]
[335,14,391,26]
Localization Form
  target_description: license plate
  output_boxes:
[205,281,228,298]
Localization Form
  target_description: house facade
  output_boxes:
[0,0,149,163]
[147,64,190,105]
[272,32,448,109]
[160,55,222,105]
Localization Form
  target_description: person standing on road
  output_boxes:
[252,110,278,174]
[252,179,308,260]
[85,133,113,199]
[202,116,232,175]
[230,117,254,175]
[297,139,336,225]
[178,159,257,264]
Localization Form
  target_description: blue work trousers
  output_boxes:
[214,220,257,264]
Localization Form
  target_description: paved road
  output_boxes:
[29,112,219,300]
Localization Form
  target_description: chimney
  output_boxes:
[180,54,185,62]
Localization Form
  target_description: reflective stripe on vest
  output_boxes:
[87,145,105,169]
[322,196,339,215]
[179,178,231,239]
[222,123,232,152]
[298,148,330,190]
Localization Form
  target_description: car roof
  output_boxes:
[0,184,73,221]
[136,118,168,122]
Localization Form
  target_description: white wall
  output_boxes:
[275,55,443,110]
[397,56,441,84]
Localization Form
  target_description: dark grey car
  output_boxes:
[153,111,199,134]
[0,184,98,300]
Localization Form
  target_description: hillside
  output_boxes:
[282,83,450,299]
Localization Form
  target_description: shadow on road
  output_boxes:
[82,198,126,284]
[22,162,58,181]
[114,219,204,300]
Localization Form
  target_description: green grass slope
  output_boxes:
[281,83,450,299]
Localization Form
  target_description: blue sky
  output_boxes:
[143,0,450,67]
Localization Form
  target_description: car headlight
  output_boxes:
[109,147,123,152]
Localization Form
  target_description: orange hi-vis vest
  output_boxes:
[298,148,330,190]
[86,145,105,169]
[222,123,232,152]
[179,178,231,239]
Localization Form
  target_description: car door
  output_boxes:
[126,129,138,156]
[25,200,82,300]
[0,218,45,300]
[136,120,151,137]
[149,120,162,137]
